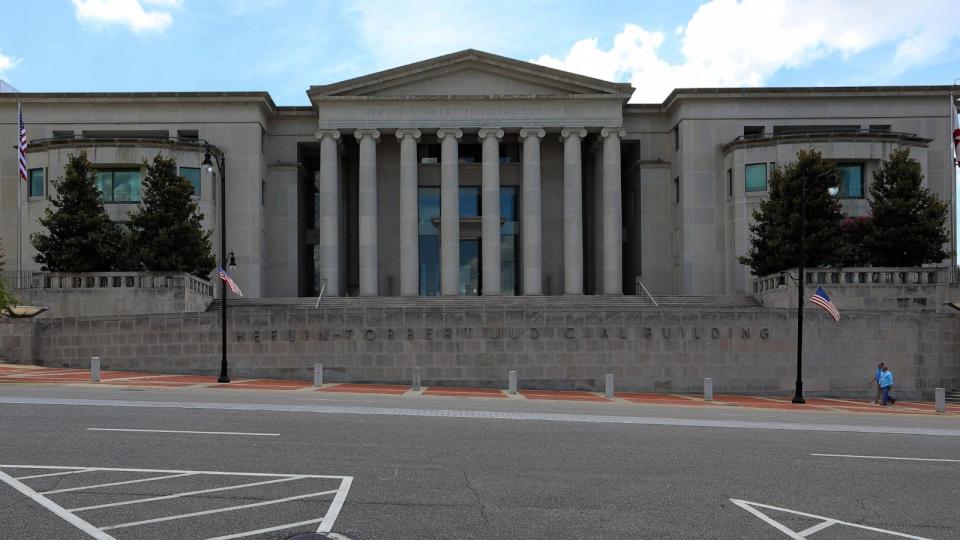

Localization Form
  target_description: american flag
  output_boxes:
[809,286,840,321]
[217,266,243,297]
[18,103,28,182]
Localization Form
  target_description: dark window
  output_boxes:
[418,187,441,296]
[674,177,680,204]
[28,168,44,197]
[743,126,764,138]
[459,186,481,217]
[417,143,441,164]
[52,130,74,139]
[180,167,201,196]
[500,186,519,295]
[837,163,864,198]
[499,143,520,163]
[177,129,199,140]
[261,179,266,206]
[457,144,482,164]
[96,169,141,202]
[745,163,767,192]
[726,168,733,197]
[673,126,680,150]
[869,124,891,132]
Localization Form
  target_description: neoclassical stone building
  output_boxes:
[2,50,958,298]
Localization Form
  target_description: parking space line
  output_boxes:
[86,428,280,436]
[0,470,115,540]
[0,464,341,479]
[319,476,353,533]
[797,520,837,536]
[67,476,305,512]
[732,499,930,539]
[812,453,960,463]
[99,489,340,531]
[16,468,96,480]
[41,472,196,495]
[205,517,326,540]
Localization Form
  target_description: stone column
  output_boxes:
[315,129,341,296]
[437,128,463,296]
[355,129,380,296]
[601,127,625,295]
[561,128,587,295]
[519,128,545,295]
[396,129,421,296]
[478,128,504,296]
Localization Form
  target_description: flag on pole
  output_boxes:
[952,95,960,168]
[18,103,28,182]
[809,286,840,322]
[217,266,243,297]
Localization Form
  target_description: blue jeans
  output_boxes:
[881,386,892,404]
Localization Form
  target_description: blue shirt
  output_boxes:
[879,371,893,388]
[875,368,883,382]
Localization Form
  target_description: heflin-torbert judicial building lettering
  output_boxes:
[3,49,957,298]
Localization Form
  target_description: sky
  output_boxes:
[1,0,959,105]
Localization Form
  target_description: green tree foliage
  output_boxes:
[739,149,845,276]
[837,216,873,267]
[31,152,122,271]
[128,154,215,277]
[865,148,950,267]
[0,240,18,311]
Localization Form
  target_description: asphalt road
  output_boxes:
[1,385,958,539]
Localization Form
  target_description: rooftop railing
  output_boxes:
[723,128,930,153]
[26,135,212,151]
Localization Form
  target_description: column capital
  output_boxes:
[354,128,381,141]
[600,127,626,139]
[436,128,463,140]
[519,128,546,140]
[560,127,588,140]
[395,128,422,141]
[315,129,341,141]
[477,128,504,141]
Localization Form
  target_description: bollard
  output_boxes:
[90,356,101,383]
[935,388,945,414]
[314,364,323,387]
[605,373,614,399]
[508,370,517,394]
[704,377,713,401]
[412,367,421,391]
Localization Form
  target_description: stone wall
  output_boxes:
[4,297,957,400]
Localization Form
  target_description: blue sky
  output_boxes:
[1,0,959,105]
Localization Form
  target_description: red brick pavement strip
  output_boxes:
[519,390,609,402]
[615,393,712,406]
[316,383,411,395]
[423,387,507,398]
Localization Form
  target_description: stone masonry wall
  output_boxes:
[4,298,958,400]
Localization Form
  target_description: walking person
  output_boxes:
[879,365,896,406]
[872,362,885,404]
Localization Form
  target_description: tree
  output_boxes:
[0,240,18,311]
[837,216,873,267]
[128,154,215,277]
[31,152,122,271]
[739,149,845,276]
[865,148,950,267]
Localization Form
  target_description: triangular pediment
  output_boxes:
[308,49,633,100]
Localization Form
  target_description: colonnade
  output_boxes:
[314,127,624,297]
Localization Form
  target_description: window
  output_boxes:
[459,187,481,217]
[177,129,199,140]
[418,187,441,296]
[743,126,764,139]
[417,143,441,164]
[28,168,44,197]
[52,130,74,139]
[261,180,266,207]
[869,124,891,133]
[837,163,864,198]
[673,126,680,150]
[674,177,680,204]
[726,169,733,197]
[96,169,141,202]
[745,163,767,192]
[500,186,519,295]
[180,167,200,196]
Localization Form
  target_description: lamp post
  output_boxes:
[792,171,840,404]
[202,147,233,384]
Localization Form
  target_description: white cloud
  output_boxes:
[0,52,20,74]
[532,0,960,103]
[72,0,182,33]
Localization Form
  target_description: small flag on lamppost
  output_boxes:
[217,266,243,297]
[810,286,840,321]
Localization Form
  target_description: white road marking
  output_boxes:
[86,428,280,436]
[731,499,931,539]
[319,476,353,533]
[205,517,326,540]
[100,489,339,530]
[0,469,115,540]
[67,476,304,512]
[812,453,960,463]
[0,464,342,479]
[40,472,195,495]
[16,468,96,480]
[4,396,959,437]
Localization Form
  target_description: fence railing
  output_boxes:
[752,266,958,294]
[723,128,929,153]
[26,135,212,150]
[0,271,214,297]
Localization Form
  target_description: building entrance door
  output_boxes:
[459,238,481,296]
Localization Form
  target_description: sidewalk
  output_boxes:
[1,363,956,416]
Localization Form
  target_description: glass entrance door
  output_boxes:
[459,239,481,296]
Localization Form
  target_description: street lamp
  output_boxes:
[202,147,232,384]
[792,170,840,404]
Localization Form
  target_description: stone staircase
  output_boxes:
[207,295,761,312]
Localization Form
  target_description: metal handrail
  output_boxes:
[634,276,660,307]
[314,279,328,309]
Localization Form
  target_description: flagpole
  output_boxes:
[16,102,22,280]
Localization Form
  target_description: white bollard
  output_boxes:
[314,364,323,387]
[605,373,614,399]
[412,367,421,391]
[704,377,713,401]
[935,388,945,414]
[508,370,517,394]
[90,357,101,383]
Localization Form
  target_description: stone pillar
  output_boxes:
[437,128,463,296]
[396,129,421,296]
[478,128,504,296]
[315,129,341,296]
[561,128,587,295]
[601,127,625,295]
[355,129,380,296]
[519,128,545,295]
